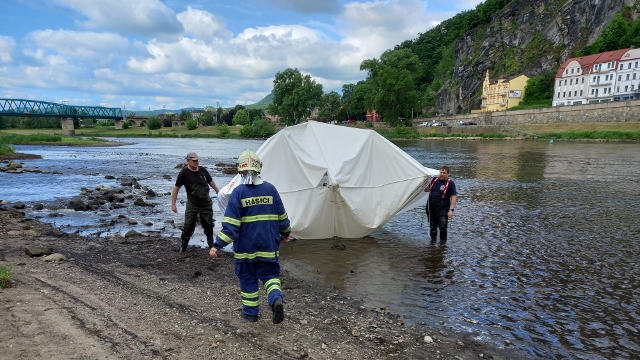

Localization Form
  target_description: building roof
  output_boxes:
[556,48,631,78]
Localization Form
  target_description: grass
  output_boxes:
[0,124,246,139]
[0,265,13,289]
[509,122,640,140]
[0,143,14,155]
[0,132,113,146]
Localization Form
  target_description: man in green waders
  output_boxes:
[171,152,220,252]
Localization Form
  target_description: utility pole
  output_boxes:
[216,101,219,124]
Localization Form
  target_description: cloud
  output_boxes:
[55,0,184,36]
[0,36,16,62]
[263,0,341,14]
[27,30,131,67]
[177,6,232,41]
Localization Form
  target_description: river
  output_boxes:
[1,137,639,359]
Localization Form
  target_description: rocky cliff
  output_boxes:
[438,0,639,114]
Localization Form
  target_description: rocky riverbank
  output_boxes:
[0,205,529,359]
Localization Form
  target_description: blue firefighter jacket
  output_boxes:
[213,181,291,262]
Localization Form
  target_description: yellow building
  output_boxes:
[480,71,529,112]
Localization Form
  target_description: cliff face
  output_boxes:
[437,0,639,114]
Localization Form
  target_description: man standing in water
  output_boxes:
[209,150,291,324]
[171,152,219,252]
[425,166,457,242]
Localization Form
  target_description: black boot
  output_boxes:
[180,238,189,253]
[207,237,214,249]
[271,297,284,324]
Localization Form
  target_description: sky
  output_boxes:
[0,0,483,111]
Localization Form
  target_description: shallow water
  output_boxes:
[2,137,639,359]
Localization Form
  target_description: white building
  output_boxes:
[553,48,632,106]
[615,48,640,101]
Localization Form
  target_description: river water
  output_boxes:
[1,137,639,359]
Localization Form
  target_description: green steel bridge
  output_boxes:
[0,98,123,119]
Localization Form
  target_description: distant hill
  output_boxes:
[246,92,273,110]
[126,107,201,116]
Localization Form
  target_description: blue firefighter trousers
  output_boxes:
[235,261,283,316]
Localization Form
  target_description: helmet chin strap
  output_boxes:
[241,170,263,185]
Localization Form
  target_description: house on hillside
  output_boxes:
[552,48,640,106]
[480,71,528,112]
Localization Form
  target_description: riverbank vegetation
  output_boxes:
[0,132,112,147]
[0,265,13,289]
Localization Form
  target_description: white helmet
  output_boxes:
[237,149,262,173]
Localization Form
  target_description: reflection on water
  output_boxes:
[2,138,639,359]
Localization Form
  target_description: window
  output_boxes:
[571,68,574,74]
[620,64,623,70]
[619,75,622,81]
[559,80,562,86]
[570,79,573,85]
[582,78,585,84]
[565,69,568,74]
[580,90,583,96]
[627,74,631,80]
[557,92,560,98]
[574,91,577,96]
[563,92,566,97]
[591,89,595,95]
[636,61,638,68]
[564,80,567,85]
[625,85,629,91]
[634,73,637,80]
[618,86,620,92]
[592,76,596,82]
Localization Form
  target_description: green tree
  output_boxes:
[360,48,422,126]
[600,13,631,51]
[337,104,349,122]
[239,118,276,138]
[200,110,215,126]
[217,122,230,137]
[341,83,355,104]
[319,91,342,122]
[269,68,323,125]
[348,80,375,120]
[186,119,197,130]
[146,116,162,130]
[521,72,556,104]
[233,109,250,126]
[180,110,193,123]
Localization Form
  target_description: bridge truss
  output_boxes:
[0,99,123,119]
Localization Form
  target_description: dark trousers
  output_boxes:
[235,261,283,316]
[429,214,449,242]
[181,202,214,247]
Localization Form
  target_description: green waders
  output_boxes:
[180,183,214,252]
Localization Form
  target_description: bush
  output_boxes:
[162,118,173,127]
[239,118,276,138]
[0,143,15,155]
[217,122,230,137]
[186,119,198,130]
[147,116,162,130]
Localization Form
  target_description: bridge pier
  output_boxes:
[114,119,124,129]
[61,118,75,136]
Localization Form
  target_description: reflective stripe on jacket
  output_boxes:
[214,181,291,262]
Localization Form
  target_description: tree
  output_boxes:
[146,116,162,130]
[360,48,422,126]
[341,83,355,104]
[239,118,276,138]
[200,110,215,126]
[217,122,230,137]
[319,91,342,122]
[233,109,250,126]
[186,119,197,130]
[269,68,323,125]
[348,80,375,120]
[180,110,193,123]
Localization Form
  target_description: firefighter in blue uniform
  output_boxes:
[209,150,291,324]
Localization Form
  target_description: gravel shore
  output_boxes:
[0,205,528,360]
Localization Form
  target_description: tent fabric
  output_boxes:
[220,121,438,239]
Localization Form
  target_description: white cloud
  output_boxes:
[177,6,232,40]
[55,0,183,36]
[339,0,435,59]
[28,30,130,67]
[0,36,16,62]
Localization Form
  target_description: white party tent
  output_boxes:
[220,121,438,239]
